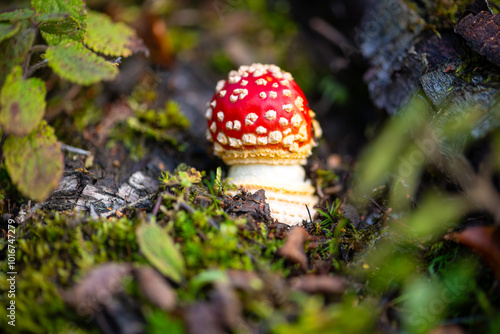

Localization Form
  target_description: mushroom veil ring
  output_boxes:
[206,63,322,226]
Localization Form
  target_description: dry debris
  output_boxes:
[135,266,177,311]
[277,226,310,270]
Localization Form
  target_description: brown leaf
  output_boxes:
[62,263,132,316]
[133,11,174,68]
[277,226,310,270]
[185,302,224,334]
[429,325,465,334]
[135,266,177,311]
[290,275,346,294]
[212,282,243,330]
[446,226,500,280]
[455,11,500,67]
[226,270,263,291]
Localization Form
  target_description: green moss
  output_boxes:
[0,211,142,332]
[73,102,103,132]
[169,27,199,53]
[0,167,297,332]
[415,0,472,27]
[2,162,499,332]
[272,293,379,334]
[108,100,189,160]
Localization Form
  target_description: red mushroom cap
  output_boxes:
[206,64,321,165]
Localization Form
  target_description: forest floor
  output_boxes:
[1,1,500,333]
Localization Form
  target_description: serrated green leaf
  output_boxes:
[45,39,119,85]
[0,22,21,43]
[39,16,82,45]
[0,9,34,22]
[4,121,63,201]
[85,10,136,57]
[32,0,87,44]
[136,223,185,283]
[0,25,35,87]
[0,66,46,136]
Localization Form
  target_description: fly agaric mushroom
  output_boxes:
[206,63,322,225]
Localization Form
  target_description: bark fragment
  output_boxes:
[455,11,500,68]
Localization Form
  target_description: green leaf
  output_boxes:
[0,22,21,43]
[0,26,35,87]
[85,10,136,57]
[3,121,63,201]
[354,97,429,196]
[0,9,35,22]
[33,12,71,24]
[0,66,46,136]
[405,193,468,237]
[136,223,185,283]
[39,16,82,45]
[32,0,87,44]
[189,270,229,292]
[45,40,119,85]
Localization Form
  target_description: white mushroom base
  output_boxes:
[226,164,318,225]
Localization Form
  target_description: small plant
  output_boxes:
[160,164,204,189]
[0,0,144,201]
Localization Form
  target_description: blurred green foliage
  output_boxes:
[352,92,500,332]
[272,293,377,334]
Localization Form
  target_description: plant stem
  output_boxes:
[22,45,49,78]
[60,143,92,156]
[30,45,49,53]
[25,59,48,78]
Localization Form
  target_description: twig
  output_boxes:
[316,183,325,199]
[306,204,313,224]
[177,200,194,213]
[440,151,500,224]
[110,57,122,66]
[309,17,353,48]
[364,195,409,228]
[60,143,92,156]
[177,200,219,229]
[151,193,163,217]
[101,193,156,218]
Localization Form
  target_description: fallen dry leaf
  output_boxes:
[133,8,174,68]
[290,275,346,294]
[62,262,132,316]
[445,226,500,280]
[185,302,224,334]
[212,282,243,330]
[429,325,465,334]
[135,266,177,311]
[277,226,310,270]
[226,270,263,292]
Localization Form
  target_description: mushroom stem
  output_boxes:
[227,164,317,225]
